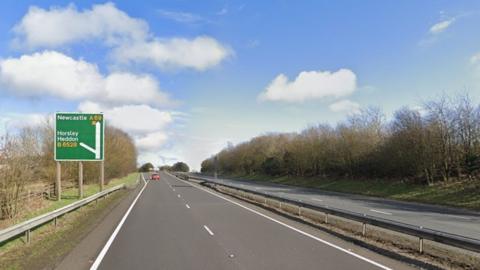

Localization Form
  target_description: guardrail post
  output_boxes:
[419,238,424,254]
[188,175,480,254]
[25,230,31,244]
[54,217,58,227]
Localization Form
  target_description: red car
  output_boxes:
[150,173,160,180]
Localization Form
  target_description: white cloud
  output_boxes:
[78,102,174,159]
[258,69,357,103]
[470,52,480,64]
[112,36,232,71]
[157,9,206,24]
[153,134,227,170]
[77,101,105,112]
[79,103,173,134]
[12,3,232,71]
[429,18,455,34]
[0,51,102,99]
[410,105,428,116]
[329,99,360,114]
[107,105,172,134]
[135,131,168,151]
[6,3,231,167]
[217,8,228,16]
[0,51,172,106]
[103,73,171,105]
[137,152,178,168]
[12,3,148,49]
[0,113,50,130]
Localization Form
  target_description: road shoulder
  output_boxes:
[55,182,144,270]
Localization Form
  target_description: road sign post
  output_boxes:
[55,113,105,196]
[56,162,61,201]
[78,162,83,198]
[100,160,104,191]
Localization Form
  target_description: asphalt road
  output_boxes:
[196,174,480,240]
[92,172,412,270]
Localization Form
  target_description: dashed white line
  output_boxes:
[312,198,323,202]
[177,194,181,198]
[186,204,190,209]
[176,176,392,270]
[444,214,471,220]
[369,209,392,215]
[203,225,214,236]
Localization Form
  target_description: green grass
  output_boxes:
[2,173,139,229]
[0,187,129,270]
[0,173,139,268]
[228,174,480,210]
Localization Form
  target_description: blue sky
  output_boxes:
[1,1,480,169]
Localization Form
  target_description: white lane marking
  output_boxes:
[312,198,323,202]
[141,173,147,184]
[369,209,392,215]
[177,194,181,198]
[180,179,391,270]
[186,204,190,209]
[173,188,175,192]
[90,181,149,270]
[444,214,471,220]
[203,225,214,236]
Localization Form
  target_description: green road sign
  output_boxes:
[55,112,104,161]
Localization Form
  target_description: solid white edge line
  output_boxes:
[173,176,391,270]
[369,209,392,215]
[312,198,323,202]
[203,225,214,236]
[90,181,149,270]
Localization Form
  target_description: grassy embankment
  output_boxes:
[227,174,480,210]
[0,173,139,270]
[1,172,139,229]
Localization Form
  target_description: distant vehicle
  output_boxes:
[150,173,160,180]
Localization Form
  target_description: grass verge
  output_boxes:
[227,174,480,211]
[0,173,139,230]
[0,180,135,270]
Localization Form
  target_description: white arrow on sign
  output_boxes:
[79,121,101,159]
